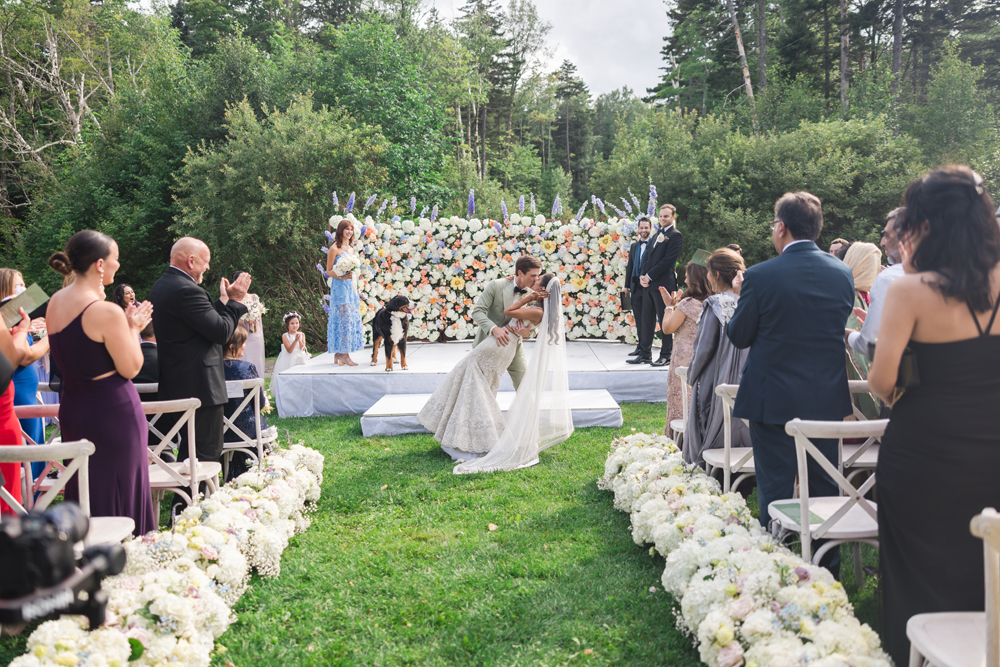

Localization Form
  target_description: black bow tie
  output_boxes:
[639,240,648,245]
[514,286,527,295]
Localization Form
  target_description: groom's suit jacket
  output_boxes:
[471,278,527,388]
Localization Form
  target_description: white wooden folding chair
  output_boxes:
[669,366,689,441]
[843,380,881,484]
[702,384,755,494]
[906,507,1000,667]
[772,418,886,586]
[142,398,221,527]
[13,404,65,510]
[221,378,277,480]
[0,440,134,546]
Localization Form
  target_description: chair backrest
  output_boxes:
[222,378,265,447]
[141,398,201,499]
[971,507,1000,667]
[675,366,689,422]
[13,403,65,508]
[841,380,881,471]
[784,418,887,561]
[0,440,95,515]
[714,384,751,492]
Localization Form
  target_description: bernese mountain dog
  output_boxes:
[370,294,413,371]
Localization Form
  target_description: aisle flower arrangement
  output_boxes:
[599,433,890,667]
[11,444,324,667]
[321,212,639,343]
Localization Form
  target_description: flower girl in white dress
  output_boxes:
[273,312,310,380]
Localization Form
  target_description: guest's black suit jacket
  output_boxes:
[148,268,248,409]
[134,341,159,402]
[726,241,855,424]
[639,226,683,292]
[625,239,651,289]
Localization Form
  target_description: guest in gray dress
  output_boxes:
[683,247,751,465]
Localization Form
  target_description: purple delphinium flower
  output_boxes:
[345,192,356,212]
[530,193,536,215]
[431,204,439,222]
[316,263,326,277]
[596,197,606,215]
[612,205,626,218]
[332,191,339,209]
[410,196,417,213]
[574,203,587,221]
[518,195,525,213]
[377,199,389,219]
[647,184,658,217]
[325,230,335,242]
[321,246,329,254]
[629,188,641,211]
[363,194,377,212]
[420,206,429,218]
[360,225,368,237]
[493,220,502,234]
[620,197,633,214]
[468,189,476,218]
[501,199,509,220]
[391,196,397,209]
[552,195,562,217]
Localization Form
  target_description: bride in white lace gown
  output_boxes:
[418,274,574,474]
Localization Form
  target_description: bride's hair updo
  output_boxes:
[49,230,114,277]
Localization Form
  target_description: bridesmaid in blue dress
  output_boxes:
[326,219,364,366]
[46,231,156,537]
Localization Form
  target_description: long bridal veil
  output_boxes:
[453,279,574,474]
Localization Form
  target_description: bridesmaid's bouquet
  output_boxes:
[241,295,267,323]
[331,253,361,278]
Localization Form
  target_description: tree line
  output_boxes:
[0,0,996,349]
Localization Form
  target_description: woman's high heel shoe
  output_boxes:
[343,356,358,367]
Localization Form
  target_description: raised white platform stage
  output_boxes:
[273,340,668,418]
[360,389,623,437]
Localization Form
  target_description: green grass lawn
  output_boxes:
[0,402,881,666]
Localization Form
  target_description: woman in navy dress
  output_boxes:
[46,231,156,536]
[326,219,364,366]
[222,327,269,481]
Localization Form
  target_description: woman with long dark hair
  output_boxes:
[111,284,135,311]
[325,219,364,366]
[869,165,1000,665]
[659,261,712,435]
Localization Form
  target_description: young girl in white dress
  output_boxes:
[273,312,310,378]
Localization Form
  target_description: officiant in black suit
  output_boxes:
[627,204,683,365]
[149,237,250,467]
[726,192,854,576]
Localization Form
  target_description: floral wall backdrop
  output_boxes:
[321,213,647,344]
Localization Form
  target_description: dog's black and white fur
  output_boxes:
[370,294,412,371]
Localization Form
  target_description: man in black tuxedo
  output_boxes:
[149,237,250,468]
[627,204,683,365]
[624,216,653,358]
[726,192,854,576]
[133,322,159,402]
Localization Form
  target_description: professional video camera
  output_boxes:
[0,503,126,630]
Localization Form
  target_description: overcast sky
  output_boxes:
[431,0,671,96]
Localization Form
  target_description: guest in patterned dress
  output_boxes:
[326,219,364,366]
[230,271,266,376]
[223,327,269,481]
[659,261,711,435]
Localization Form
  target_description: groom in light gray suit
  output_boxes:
[471,255,542,389]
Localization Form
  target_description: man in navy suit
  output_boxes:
[726,192,854,575]
[627,205,683,365]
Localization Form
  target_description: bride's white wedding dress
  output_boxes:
[417,279,574,474]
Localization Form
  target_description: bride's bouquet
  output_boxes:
[331,253,361,277]
[241,295,267,324]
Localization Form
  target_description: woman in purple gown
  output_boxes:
[47,231,156,536]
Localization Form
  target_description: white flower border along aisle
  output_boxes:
[320,212,640,343]
[11,444,324,667]
[598,433,891,667]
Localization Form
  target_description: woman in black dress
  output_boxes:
[869,165,1000,665]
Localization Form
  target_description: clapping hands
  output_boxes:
[221,272,252,304]
[125,301,153,331]
[658,286,684,307]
